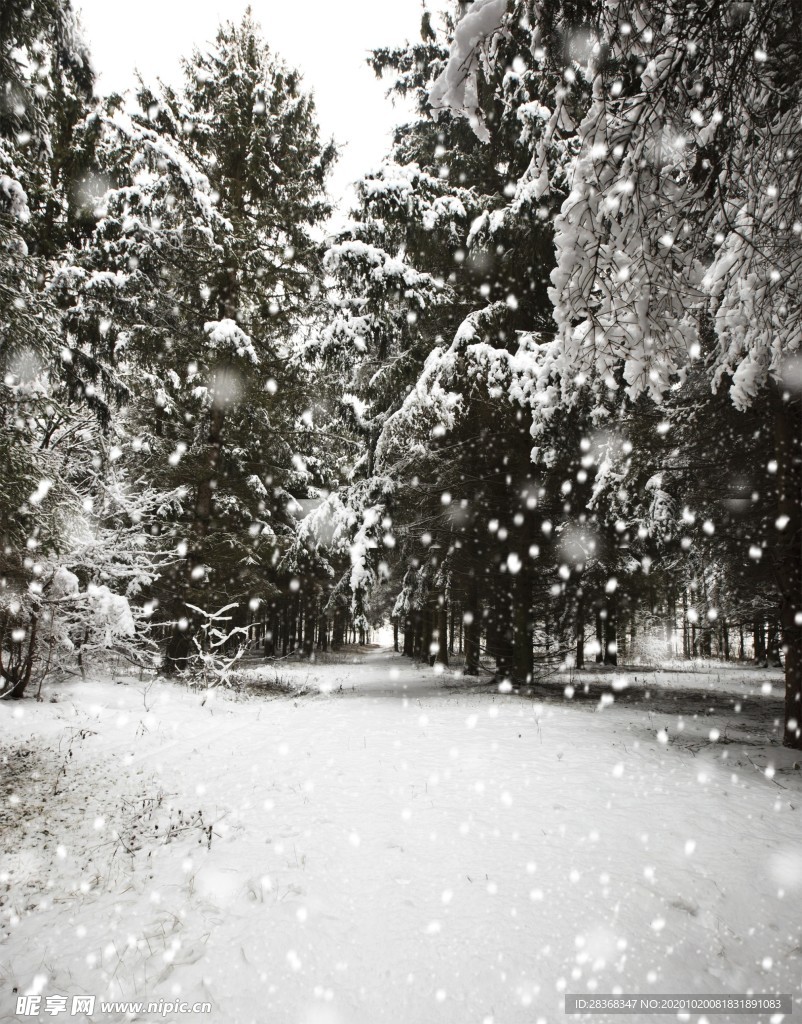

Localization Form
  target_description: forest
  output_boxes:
[2,1,802,1020]
[2,0,800,744]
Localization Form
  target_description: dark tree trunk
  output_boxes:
[604,597,618,666]
[421,601,434,665]
[576,592,585,670]
[767,621,782,667]
[332,607,345,648]
[403,614,414,657]
[414,610,424,658]
[772,386,802,748]
[284,606,290,653]
[319,616,328,652]
[595,609,604,663]
[303,608,316,658]
[754,620,765,664]
[435,598,449,667]
[493,582,514,681]
[264,618,276,657]
[701,622,712,659]
[288,600,297,654]
[512,564,533,684]
[665,590,676,659]
[464,576,480,676]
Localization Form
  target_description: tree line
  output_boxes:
[1,0,800,749]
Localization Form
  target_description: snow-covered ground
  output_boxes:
[2,649,801,1023]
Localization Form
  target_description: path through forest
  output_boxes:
[2,650,802,1023]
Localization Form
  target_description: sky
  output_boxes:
[73,0,446,214]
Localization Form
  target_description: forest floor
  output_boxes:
[1,648,801,1024]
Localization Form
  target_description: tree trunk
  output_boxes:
[754,620,765,664]
[493,582,514,680]
[285,604,292,653]
[512,563,533,684]
[403,614,414,657]
[332,607,344,648]
[767,621,781,667]
[319,615,328,652]
[604,597,618,666]
[772,386,802,748]
[288,599,297,654]
[435,598,449,667]
[463,576,480,676]
[575,592,585,670]
[702,622,712,659]
[421,603,433,665]
[595,609,604,663]
[664,590,675,660]
[264,618,276,657]
[303,607,316,658]
[627,606,636,662]
[414,610,424,658]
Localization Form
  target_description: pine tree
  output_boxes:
[431,0,802,745]
[0,0,97,696]
[345,9,558,679]
[58,13,335,671]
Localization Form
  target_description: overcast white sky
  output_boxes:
[73,0,445,212]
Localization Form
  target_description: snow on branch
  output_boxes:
[203,319,259,363]
[428,0,508,141]
[0,175,31,223]
[103,110,230,238]
[429,0,802,415]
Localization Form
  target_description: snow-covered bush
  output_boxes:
[1,564,138,698]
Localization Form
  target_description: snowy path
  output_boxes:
[1,650,801,1023]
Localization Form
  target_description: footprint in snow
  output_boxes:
[670,899,699,916]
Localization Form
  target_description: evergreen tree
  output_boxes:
[303,8,562,673]
[58,13,335,671]
[0,0,97,696]
[432,0,802,745]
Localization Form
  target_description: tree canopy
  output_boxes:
[2,0,800,750]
